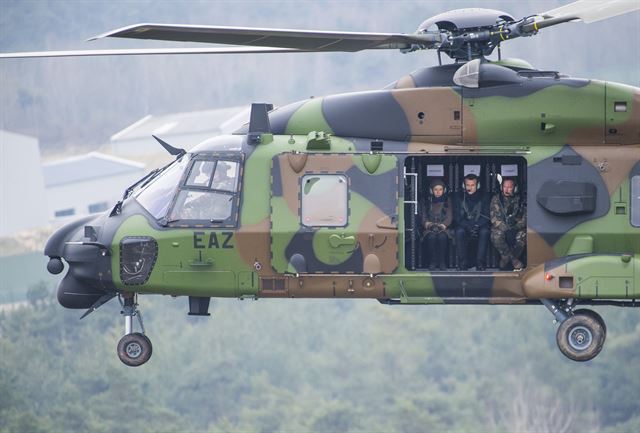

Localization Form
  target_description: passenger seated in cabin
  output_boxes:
[490,177,526,270]
[453,173,490,271]
[421,178,452,270]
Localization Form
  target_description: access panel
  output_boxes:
[270,152,398,274]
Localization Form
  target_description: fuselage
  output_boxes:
[46,60,640,308]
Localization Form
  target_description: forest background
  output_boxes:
[1,1,639,432]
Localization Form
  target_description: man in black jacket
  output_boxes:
[453,174,490,270]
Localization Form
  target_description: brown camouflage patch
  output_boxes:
[357,207,398,274]
[391,87,461,144]
[526,230,558,267]
[522,263,577,299]
[394,74,416,89]
[573,146,640,195]
[235,218,274,275]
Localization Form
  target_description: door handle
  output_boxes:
[329,234,356,248]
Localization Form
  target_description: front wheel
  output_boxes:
[556,313,605,362]
[117,332,153,367]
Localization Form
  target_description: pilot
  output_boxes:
[421,178,452,270]
[453,173,490,271]
[490,177,526,270]
[212,161,237,192]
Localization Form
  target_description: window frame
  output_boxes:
[300,173,350,228]
[631,175,640,228]
[162,153,244,229]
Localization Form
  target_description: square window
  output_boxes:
[186,160,215,187]
[301,174,348,227]
[211,160,239,192]
[614,101,627,113]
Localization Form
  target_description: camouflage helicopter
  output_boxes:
[2,0,639,367]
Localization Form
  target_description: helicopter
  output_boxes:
[1,0,639,367]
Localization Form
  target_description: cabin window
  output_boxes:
[632,175,640,228]
[301,174,348,227]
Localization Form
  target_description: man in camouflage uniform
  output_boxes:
[490,178,526,270]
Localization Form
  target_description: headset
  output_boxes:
[497,174,519,194]
[462,173,481,191]
[428,178,448,196]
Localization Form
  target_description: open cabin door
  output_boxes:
[270,152,399,275]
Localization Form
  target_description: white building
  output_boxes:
[42,152,145,221]
[110,106,250,157]
[0,130,49,236]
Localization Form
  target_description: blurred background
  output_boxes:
[1,1,639,432]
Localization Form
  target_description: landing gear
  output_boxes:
[117,294,152,367]
[117,332,153,367]
[542,299,606,362]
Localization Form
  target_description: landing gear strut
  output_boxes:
[116,293,152,367]
[542,299,606,362]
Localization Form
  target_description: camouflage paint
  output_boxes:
[50,61,640,309]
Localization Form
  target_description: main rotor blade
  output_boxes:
[0,46,308,59]
[518,0,639,34]
[90,23,438,52]
[541,0,640,24]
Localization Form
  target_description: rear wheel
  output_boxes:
[556,313,605,362]
[117,332,153,367]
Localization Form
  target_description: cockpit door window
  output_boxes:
[169,190,234,221]
[185,160,216,187]
[166,155,243,228]
[211,160,240,192]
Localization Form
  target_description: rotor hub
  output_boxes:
[417,8,516,61]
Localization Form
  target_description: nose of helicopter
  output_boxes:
[45,214,115,309]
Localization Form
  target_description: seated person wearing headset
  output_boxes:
[421,178,452,270]
[490,177,526,270]
[453,173,490,271]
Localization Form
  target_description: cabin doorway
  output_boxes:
[403,155,528,272]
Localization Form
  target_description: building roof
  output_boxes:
[110,106,250,142]
[42,152,145,187]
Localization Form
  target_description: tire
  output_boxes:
[574,309,607,336]
[556,313,605,362]
[117,332,153,367]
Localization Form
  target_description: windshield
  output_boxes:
[135,156,189,219]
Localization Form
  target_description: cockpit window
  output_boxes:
[211,160,239,192]
[170,190,233,221]
[167,156,242,227]
[186,160,215,187]
[136,157,189,219]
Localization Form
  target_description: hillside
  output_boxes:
[1,288,639,433]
